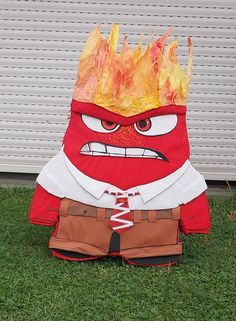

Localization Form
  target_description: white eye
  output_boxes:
[82,114,120,133]
[134,114,178,136]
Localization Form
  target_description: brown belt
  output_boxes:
[59,198,180,223]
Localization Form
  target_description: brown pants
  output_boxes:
[49,198,182,261]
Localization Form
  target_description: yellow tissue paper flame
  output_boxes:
[73,24,192,117]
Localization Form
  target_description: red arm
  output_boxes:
[29,184,61,227]
[180,192,211,235]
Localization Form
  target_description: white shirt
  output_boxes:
[37,148,207,210]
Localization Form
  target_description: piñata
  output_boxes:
[29,25,211,266]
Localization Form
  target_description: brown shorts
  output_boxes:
[49,198,182,262]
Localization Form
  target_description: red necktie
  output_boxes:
[108,192,134,234]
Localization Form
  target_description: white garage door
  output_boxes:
[1,0,235,180]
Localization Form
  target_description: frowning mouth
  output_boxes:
[80,142,168,161]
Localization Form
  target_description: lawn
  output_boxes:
[0,187,235,321]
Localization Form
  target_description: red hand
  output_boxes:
[180,192,211,234]
[29,184,61,227]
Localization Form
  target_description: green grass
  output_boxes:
[0,187,235,321]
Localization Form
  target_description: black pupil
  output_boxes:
[139,120,147,128]
[106,121,114,127]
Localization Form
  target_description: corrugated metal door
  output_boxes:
[1,0,235,180]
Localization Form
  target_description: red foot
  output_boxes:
[50,249,100,262]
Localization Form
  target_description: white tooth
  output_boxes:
[81,151,91,155]
[143,149,158,157]
[92,152,105,156]
[81,144,89,152]
[89,142,106,153]
[106,146,125,156]
[109,153,124,157]
[126,148,144,157]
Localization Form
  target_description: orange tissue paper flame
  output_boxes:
[73,24,192,116]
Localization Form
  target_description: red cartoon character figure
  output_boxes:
[29,25,211,266]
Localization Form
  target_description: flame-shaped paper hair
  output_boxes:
[73,24,192,117]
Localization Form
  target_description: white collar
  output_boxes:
[64,152,109,199]
[136,160,190,202]
[64,150,190,203]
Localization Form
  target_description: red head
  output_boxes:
[63,100,190,190]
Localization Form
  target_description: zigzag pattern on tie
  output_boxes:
[110,200,134,231]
